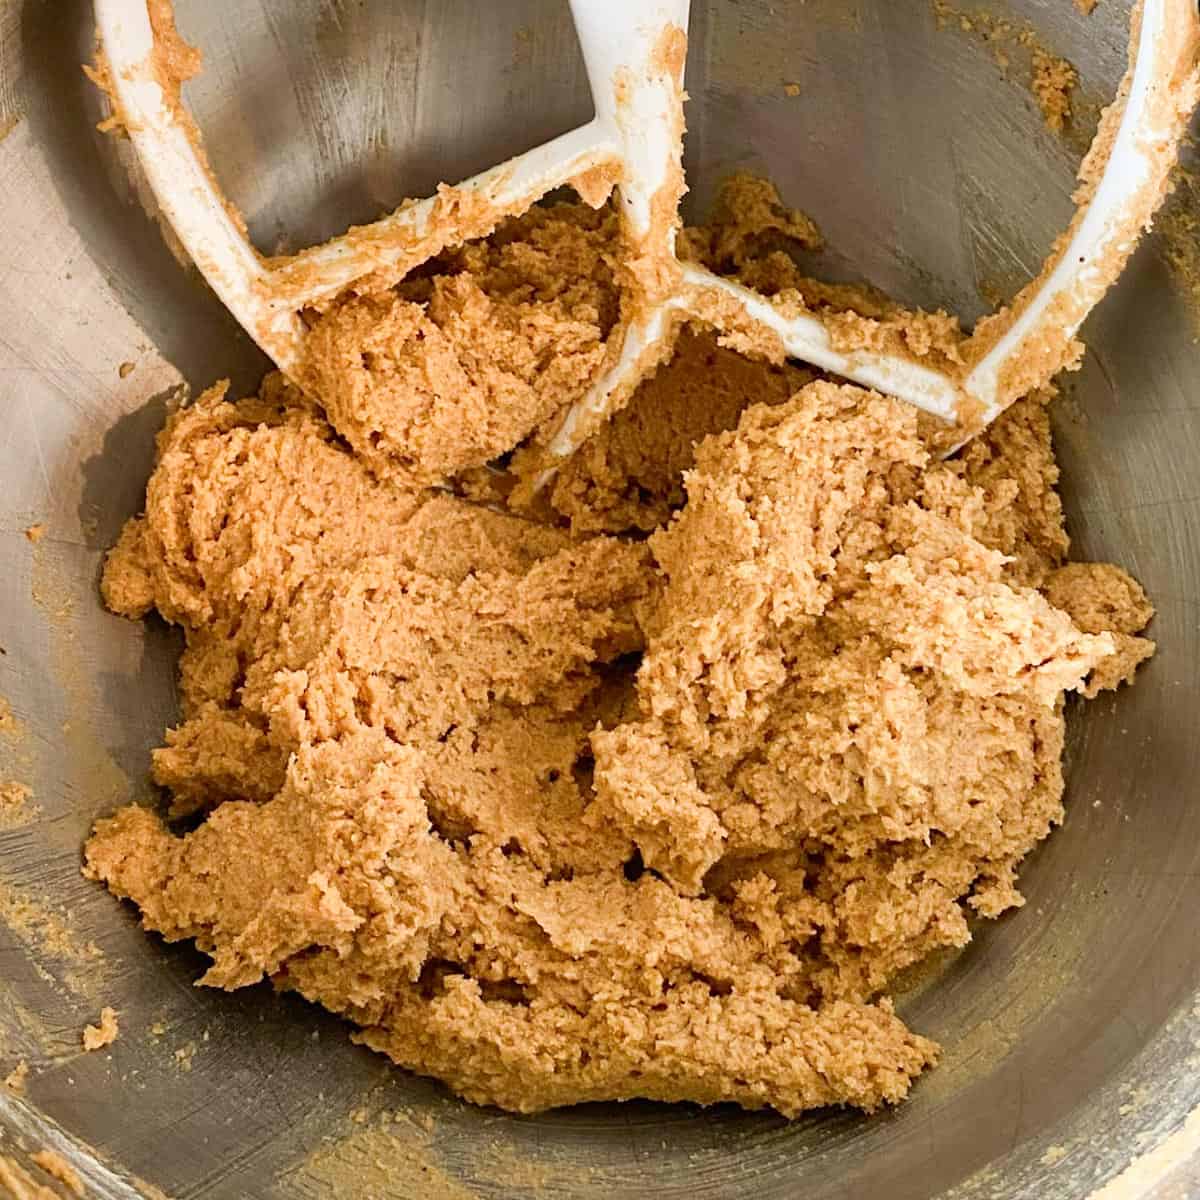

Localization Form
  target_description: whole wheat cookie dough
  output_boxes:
[84,178,1154,1118]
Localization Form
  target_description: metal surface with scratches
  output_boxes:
[1,1,1198,1196]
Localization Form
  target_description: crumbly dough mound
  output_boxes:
[86,193,1154,1119]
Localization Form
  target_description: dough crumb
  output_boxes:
[1031,47,1078,132]
[118,361,136,379]
[3,1061,29,1095]
[81,1007,119,1052]
[1074,0,1097,14]
[0,781,34,830]
[23,524,45,545]
[29,1152,83,1198]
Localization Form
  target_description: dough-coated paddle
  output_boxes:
[93,0,1200,474]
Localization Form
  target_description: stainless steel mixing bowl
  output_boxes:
[1,1,1198,1196]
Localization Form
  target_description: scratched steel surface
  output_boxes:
[1,0,1199,1197]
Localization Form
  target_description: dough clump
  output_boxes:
[85,182,1153,1117]
[300,204,620,488]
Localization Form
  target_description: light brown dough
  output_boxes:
[1031,47,1078,132]
[300,203,620,488]
[85,187,1154,1118]
[81,1007,119,1052]
[546,328,817,534]
[29,1151,83,1198]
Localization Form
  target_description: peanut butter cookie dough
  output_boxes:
[84,181,1154,1118]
